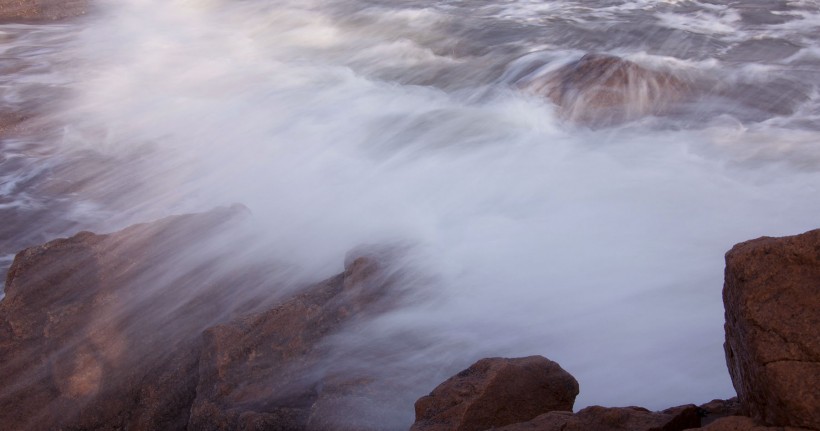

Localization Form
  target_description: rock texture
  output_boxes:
[723,229,820,430]
[0,0,89,22]
[521,53,688,126]
[494,404,701,431]
[699,398,744,426]
[189,251,401,431]
[410,356,579,431]
[0,206,246,431]
[694,416,813,431]
[0,207,403,430]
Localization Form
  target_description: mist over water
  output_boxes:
[2,0,820,424]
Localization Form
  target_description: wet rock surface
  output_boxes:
[723,229,820,430]
[410,356,579,431]
[520,53,689,126]
[0,0,89,22]
[0,206,248,430]
[189,252,402,431]
[0,207,405,430]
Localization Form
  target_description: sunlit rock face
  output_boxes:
[520,53,689,126]
[0,0,89,22]
[723,229,820,430]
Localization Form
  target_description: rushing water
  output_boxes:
[2,0,820,425]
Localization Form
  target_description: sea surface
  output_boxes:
[2,0,820,426]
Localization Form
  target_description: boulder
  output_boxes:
[410,356,579,431]
[520,53,688,126]
[0,0,89,22]
[0,207,407,430]
[723,229,820,429]
[495,404,701,431]
[0,206,250,430]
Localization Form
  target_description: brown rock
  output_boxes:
[723,229,820,429]
[699,398,744,426]
[693,415,813,431]
[188,248,403,431]
[0,206,259,430]
[410,356,579,431]
[520,53,688,126]
[495,404,701,431]
[0,0,89,22]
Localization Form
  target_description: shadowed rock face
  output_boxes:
[495,404,701,431]
[695,415,814,431]
[723,229,820,430]
[410,356,579,431]
[0,207,405,431]
[0,0,89,22]
[520,53,688,126]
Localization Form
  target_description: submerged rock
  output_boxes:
[410,356,579,431]
[520,53,688,126]
[723,229,820,430]
[0,0,89,22]
[496,404,701,431]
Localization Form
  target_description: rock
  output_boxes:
[0,206,250,430]
[723,229,820,429]
[520,53,688,126]
[0,202,409,430]
[699,398,744,426]
[693,415,813,431]
[0,0,89,22]
[188,250,403,430]
[495,404,701,431]
[410,356,579,431]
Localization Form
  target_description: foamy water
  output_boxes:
[2,0,820,426]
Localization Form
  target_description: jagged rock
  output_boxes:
[188,251,403,430]
[410,356,579,431]
[520,53,688,126]
[0,0,89,22]
[0,204,407,430]
[723,229,820,430]
[693,416,813,431]
[494,404,701,431]
[0,206,250,430]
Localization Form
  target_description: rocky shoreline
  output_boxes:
[0,207,817,430]
[1,3,818,430]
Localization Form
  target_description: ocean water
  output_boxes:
[1,0,819,427]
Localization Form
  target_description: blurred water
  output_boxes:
[1,0,820,425]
